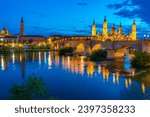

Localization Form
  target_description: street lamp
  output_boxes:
[144,35,146,39]
[147,35,149,39]
[144,34,150,40]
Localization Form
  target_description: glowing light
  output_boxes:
[129,79,132,85]
[54,54,60,68]
[1,56,5,71]
[98,65,102,74]
[141,83,145,94]
[0,38,4,41]
[67,56,71,70]
[12,43,15,47]
[12,53,15,63]
[125,79,129,88]
[44,52,47,63]
[115,71,119,84]
[76,43,85,53]
[38,52,41,65]
[92,44,101,52]
[79,56,84,75]
[105,69,109,81]
[131,68,135,76]
[87,62,95,77]
[48,52,52,69]
[113,73,116,83]
[19,54,22,62]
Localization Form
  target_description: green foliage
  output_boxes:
[131,51,150,68]
[0,45,11,53]
[58,47,74,55]
[10,76,49,100]
[90,50,107,61]
[12,46,25,52]
[29,44,51,50]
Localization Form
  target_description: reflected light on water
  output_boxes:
[87,62,95,77]
[80,57,84,75]
[129,79,132,85]
[19,54,22,62]
[113,73,116,83]
[54,54,59,68]
[1,56,5,71]
[98,65,102,74]
[142,83,145,94]
[125,79,129,88]
[131,68,135,76]
[12,53,15,63]
[67,56,70,71]
[1,52,150,99]
[38,52,41,65]
[48,52,52,69]
[116,71,119,84]
[44,52,47,64]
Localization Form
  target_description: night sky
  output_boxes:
[0,0,150,38]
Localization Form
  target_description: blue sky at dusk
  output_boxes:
[0,0,150,38]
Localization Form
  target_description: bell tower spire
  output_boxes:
[92,20,96,36]
[102,16,108,38]
[20,17,25,36]
[132,20,136,40]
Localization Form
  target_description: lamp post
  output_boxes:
[144,34,150,40]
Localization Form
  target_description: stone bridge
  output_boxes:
[52,38,142,58]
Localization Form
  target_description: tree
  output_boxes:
[131,51,150,68]
[90,50,107,61]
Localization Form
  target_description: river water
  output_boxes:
[0,52,150,100]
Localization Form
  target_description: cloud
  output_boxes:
[77,2,88,6]
[107,0,150,25]
[29,11,47,18]
[107,0,132,9]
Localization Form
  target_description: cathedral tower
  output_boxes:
[92,20,96,36]
[132,20,136,40]
[20,17,25,36]
[118,23,123,35]
[102,16,108,38]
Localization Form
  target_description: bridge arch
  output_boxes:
[115,46,129,57]
[64,43,71,48]
[76,43,85,53]
[92,44,102,52]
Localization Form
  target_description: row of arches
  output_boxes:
[64,43,102,53]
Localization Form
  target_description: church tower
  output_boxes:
[118,23,123,35]
[132,20,136,40]
[102,16,108,38]
[20,17,25,36]
[92,20,96,36]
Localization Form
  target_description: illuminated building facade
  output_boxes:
[92,16,137,41]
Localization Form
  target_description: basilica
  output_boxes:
[92,16,137,41]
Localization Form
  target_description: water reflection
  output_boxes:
[142,83,145,94]
[0,52,150,98]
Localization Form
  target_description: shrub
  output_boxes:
[90,50,107,61]
[29,44,51,50]
[131,51,150,68]
[0,45,11,53]
[10,76,49,100]
[58,47,74,55]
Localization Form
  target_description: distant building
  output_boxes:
[19,35,45,43]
